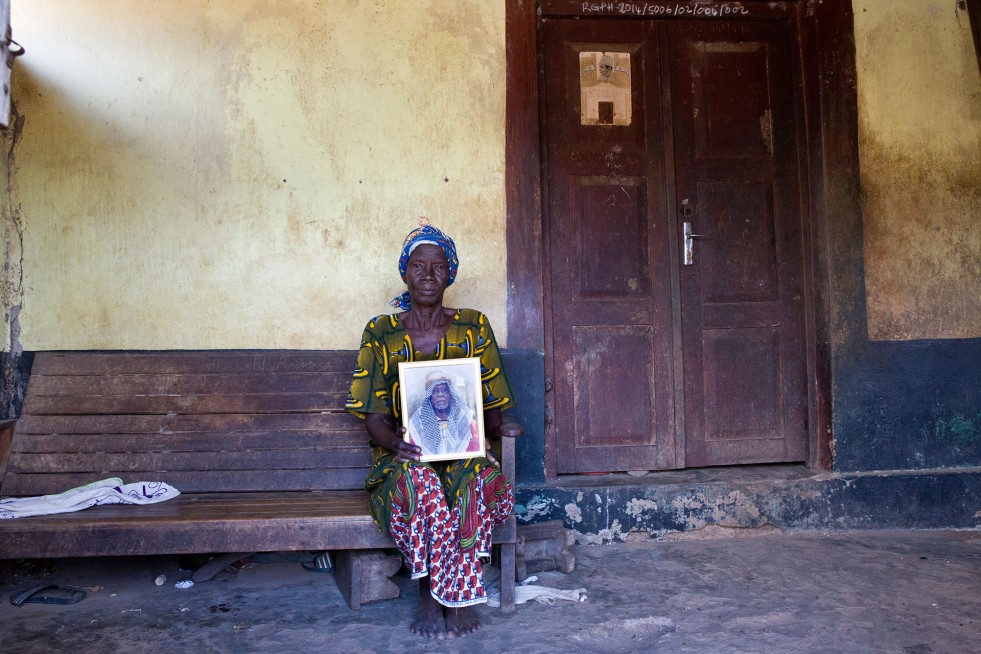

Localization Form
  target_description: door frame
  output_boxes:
[506,0,860,478]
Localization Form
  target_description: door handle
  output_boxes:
[683,221,709,266]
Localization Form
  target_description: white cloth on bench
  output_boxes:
[0,477,180,519]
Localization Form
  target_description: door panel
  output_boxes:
[572,176,651,299]
[542,16,807,473]
[702,326,783,441]
[698,180,778,304]
[572,324,656,449]
[544,19,677,474]
[669,20,807,467]
[689,42,774,158]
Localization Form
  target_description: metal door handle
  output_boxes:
[683,222,709,265]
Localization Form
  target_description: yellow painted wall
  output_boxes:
[7,1,977,351]
[855,0,981,340]
[3,0,507,351]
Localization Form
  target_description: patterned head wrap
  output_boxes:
[425,371,452,392]
[390,217,459,311]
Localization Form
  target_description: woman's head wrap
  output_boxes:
[390,217,459,311]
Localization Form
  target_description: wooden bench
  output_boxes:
[0,351,519,611]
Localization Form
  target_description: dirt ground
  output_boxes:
[1,528,979,653]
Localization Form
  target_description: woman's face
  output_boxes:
[405,244,450,308]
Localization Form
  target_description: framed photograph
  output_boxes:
[398,357,486,462]
[579,51,632,126]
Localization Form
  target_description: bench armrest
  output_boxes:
[500,417,524,438]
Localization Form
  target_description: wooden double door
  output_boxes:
[544,17,809,473]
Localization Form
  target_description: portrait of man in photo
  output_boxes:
[405,370,480,458]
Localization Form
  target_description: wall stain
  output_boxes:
[1,104,24,351]
[518,468,981,539]
[1,102,27,419]
[855,2,981,341]
[859,138,981,340]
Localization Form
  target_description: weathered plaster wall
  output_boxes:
[0,110,19,353]
[0,100,29,419]
[5,0,507,351]
[516,468,981,541]
[829,1,981,473]
[854,0,981,341]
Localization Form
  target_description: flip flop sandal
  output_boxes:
[302,552,333,573]
[10,584,87,607]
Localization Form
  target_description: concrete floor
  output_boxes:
[1,528,978,653]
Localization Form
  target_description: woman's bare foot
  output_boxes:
[445,606,480,638]
[410,579,445,639]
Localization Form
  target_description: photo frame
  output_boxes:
[398,357,486,462]
[579,51,632,126]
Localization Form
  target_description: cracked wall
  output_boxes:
[1,100,26,419]
[1,106,22,353]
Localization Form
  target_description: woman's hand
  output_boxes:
[366,413,422,463]
[388,426,423,463]
[482,408,503,468]
[483,407,502,439]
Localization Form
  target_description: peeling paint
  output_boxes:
[1,101,26,419]
[625,498,659,518]
[518,468,981,539]
[667,490,766,530]
[573,518,626,545]
[1,103,24,354]
[520,495,559,522]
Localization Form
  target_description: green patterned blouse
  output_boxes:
[345,308,514,424]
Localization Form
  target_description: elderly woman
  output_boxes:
[345,222,514,639]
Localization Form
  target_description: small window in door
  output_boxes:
[579,51,631,126]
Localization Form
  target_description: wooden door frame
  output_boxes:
[506,0,860,476]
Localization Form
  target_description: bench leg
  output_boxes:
[498,542,516,613]
[334,550,401,610]
[0,560,12,585]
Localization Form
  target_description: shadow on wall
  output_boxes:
[501,349,545,484]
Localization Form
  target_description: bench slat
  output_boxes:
[13,430,369,453]
[0,492,391,558]
[31,351,357,376]
[16,412,360,435]
[2,467,369,496]
[24,392,350,415]
[0,351,517,612]
[8,448,373,474]
[26,372,352,397]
